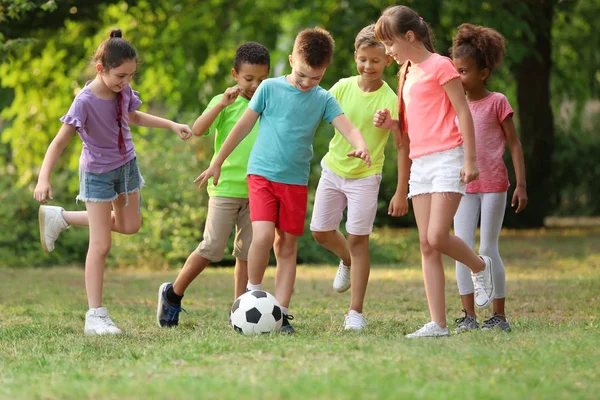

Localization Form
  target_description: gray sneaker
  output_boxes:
[482,313,511,332]
[156,282,184,327]
[454,309,480,333]
[280,314,295,335]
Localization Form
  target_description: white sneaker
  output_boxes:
[38,205,69,252]
[84,308,122,336]
[333,260,351,292]
[471,255,494,309]
[344,310,366,331]
[405,321,450,338]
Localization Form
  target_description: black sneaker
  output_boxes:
[280,314,295,335]
[454,309,480,333]
[482,313,511,331]
[157,282,184,327]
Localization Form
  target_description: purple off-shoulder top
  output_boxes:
[60,82,142,173]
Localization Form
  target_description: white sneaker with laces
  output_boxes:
[333,260,351,292]
[344,310,366,331]
[471,255,494,309]
[84,308,122,336]
[405,321,450,338]
[39,205,69,253]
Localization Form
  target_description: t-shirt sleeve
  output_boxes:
[322,91,344,123]
[436,56,460,86]
[60,96,87,133]
[496,94,514,123]
[202,95,224,136]
[128,86,143,112]
[248,80,268,114]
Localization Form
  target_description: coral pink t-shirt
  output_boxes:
[465,92,514,193]
[403,53,462,159]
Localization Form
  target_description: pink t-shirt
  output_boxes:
[403,53,462,159]
[465,92,514,193]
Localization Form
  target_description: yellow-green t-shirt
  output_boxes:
[204,94,258,197]
[323,76,398,178]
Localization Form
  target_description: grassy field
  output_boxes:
[0,228,599,399]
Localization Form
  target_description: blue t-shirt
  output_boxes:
[247,76,344,185]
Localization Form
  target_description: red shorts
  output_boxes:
[247,175,308,236]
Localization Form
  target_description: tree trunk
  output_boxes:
[510,1,555,227]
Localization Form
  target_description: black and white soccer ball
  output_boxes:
[230,290,283,335]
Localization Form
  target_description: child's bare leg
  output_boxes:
[427,193,485,273]
[348,234,370,313]
[63,192,142,235]
[247,221,275,286]
[173,252,211,295]
[311,230,351,266]
[84,201,113,309]
[493,298,506,319]
[460,294,477,318]
[273,229,298,308]
[234,258,248,299]
[412,194,447,327]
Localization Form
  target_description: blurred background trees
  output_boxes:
[1,0,598,267]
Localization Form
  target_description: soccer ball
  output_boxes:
[230,290,283,335]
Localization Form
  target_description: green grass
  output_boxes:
[1,228,599,399]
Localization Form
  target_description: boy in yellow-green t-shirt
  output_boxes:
[310,25,410,331]
[156,42,270,328]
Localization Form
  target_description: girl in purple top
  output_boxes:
[33,29,192,336]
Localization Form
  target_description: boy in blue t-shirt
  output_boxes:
[196,27,370,334]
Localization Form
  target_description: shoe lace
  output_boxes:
[283,314,294,325]
[345,312,365,327]
[483,313,505,327]
[165,304,186,322]
[97,315,117,329]
[454,309,468,325]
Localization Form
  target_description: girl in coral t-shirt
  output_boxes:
[373,5,496,338]
[451,24,528,333]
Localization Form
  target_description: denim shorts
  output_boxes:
[77,157,145,208]
[408,145,466,198]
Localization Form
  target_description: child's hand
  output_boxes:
[347,148,371,167]
[172,123,193,140]
[460,161,479,183]
[194,164,222,188]
[373,108,396,130]
[219,86,242,107]
[33,180,53,204]
[512,186,528,213]
[388,193,409,217]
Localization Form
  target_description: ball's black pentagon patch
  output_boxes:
[233,325,243,334]
[272,305,282,322]
[246,307,262,324]
[231,298,241,313]
[250,290,267,299]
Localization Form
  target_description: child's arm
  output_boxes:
[129,111,192,140]
[192,86,242,136]
[331,114,371,167]
[444,78,479,183]
[389,126,411,217]
[194,108,260,188]
[33,124,77,204]
[502,115,528,213]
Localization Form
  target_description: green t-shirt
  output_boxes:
[204,94,258,197]
[323,76,398,178]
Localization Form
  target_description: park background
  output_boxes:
[1,1,599,400]
[1,0,599,268]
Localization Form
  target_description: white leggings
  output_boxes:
[454,192,507,298]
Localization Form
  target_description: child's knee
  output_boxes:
[419,239,435,256]
[312,230,332,244]
[427,231,448,251]
[88,241,111,258]
[119,220,141,235]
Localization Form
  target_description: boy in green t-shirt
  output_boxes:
[310,25,411,330]
[156,42,270,327]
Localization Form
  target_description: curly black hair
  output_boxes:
[451,23,506,74]
[233,42,270,72]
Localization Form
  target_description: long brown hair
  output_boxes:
[374,6,436,53]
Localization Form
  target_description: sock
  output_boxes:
[166,286,183,305]
[281,306,289,316]
[247,282,262,291]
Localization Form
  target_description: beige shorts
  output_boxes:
[196,196,252,261]
[310,161,381,236]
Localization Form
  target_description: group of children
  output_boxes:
[34,5,527,337]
